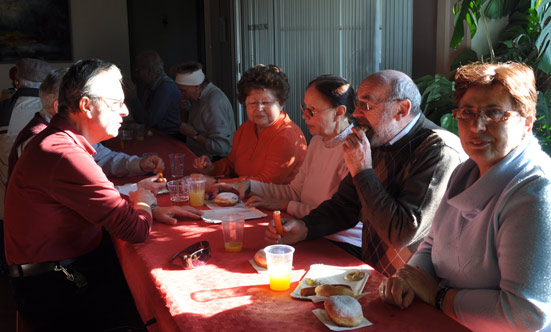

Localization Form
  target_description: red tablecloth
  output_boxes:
[103,132,471,332]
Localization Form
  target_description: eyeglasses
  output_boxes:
[245,100,276,109]
[169,241,211,269]
[452,107,518,123]
[354,98,400,112]
[300,104,334,118]
[92,96,125,111]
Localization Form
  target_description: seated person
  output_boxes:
[8,68,164,180]
[265,69,465,276]
[227,74,363,255]
[194,64,307,185]
[126,50,181,135]
[379,62,551,331]
[4,59,202,331]
[175,62,236,159]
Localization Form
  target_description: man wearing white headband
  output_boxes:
[175,62,235,159]
[126,50,181,135]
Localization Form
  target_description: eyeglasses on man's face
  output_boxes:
[353,98,400,112]
[169,241,211,269]
[300,104,333,118]
[93,96,126,112]
[452,107,518,123]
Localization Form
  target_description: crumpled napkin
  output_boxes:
[312,309,372,331]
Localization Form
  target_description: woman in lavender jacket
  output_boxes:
[379,62,551,332]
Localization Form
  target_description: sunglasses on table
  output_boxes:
[169,241,211,269]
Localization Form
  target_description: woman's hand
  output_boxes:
[264,218,307,245]
[193,155,214,174]
[379,275,415,309]
[129,188,156,207]
[153,206,203,225]
[246,195,288,211]
[137,175,167,195]
[396,265,440,306]
[139,154,164,173]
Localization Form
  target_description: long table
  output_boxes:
[103,130,471,332]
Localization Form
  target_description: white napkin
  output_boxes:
[312,309,372,330]
[116,183,138,196]
[201,207,267,223]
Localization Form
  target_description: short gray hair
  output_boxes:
[387,75,422,115]
[136,50,164,76]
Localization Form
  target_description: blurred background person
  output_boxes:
[194,64,306,184]
[175,61,235,160]
[126,50,181,135]
[379,62,551,331]
[0,66,18,102]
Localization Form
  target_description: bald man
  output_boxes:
[265,70,466,276]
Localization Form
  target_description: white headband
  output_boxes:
[175,69,205,86]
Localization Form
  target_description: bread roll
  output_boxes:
[215,192,239,207]
[253,248,267,268]
[324,295,363,327]
[315,284,354,297]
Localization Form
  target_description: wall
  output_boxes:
[0,0,130,89]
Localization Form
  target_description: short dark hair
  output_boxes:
[39,68,68,111]
[307,74,357,124]
[237,64,290,105]
[58,59,121,116]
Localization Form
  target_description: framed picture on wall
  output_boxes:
[0,0,72,62]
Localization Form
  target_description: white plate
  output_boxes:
[291,264,370,301]
[201,207,267,223]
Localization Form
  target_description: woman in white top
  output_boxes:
[235,75,363,255]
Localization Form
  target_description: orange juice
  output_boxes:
[224,241,243,252]
[189,190,205,206]
[269,271,291,291]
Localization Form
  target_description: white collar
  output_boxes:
[388,112,421,146]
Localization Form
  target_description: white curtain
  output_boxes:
[237,0,412,141]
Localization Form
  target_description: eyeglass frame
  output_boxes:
[245,100,277,109]
[452,107,518,123]
[90,96,126,111]
[169,241,211,269]
[353,98,401,112]
[300,103,334,118]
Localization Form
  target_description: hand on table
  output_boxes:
[264,218,307,245]
[395,264,440,306]
[140,154,164,173]
[179,122,196,138]
[379,275,415,309]
[343,127,373,177]
[137,176,167,195]
[246,195,288,211]
[153,206,203,225]
[193,155,214,174]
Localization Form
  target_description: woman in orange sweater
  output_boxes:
[193,65,307,184]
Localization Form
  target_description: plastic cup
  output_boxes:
[169,153,185,178]
[221,214,245,252]
[265,244,295,291]
[187,174,206,207]
[133,123,145,141]
[119,128,133,149]
[167,180,189,206]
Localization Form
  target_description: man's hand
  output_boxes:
[129,188,156,207]
[137,176,167,195]
[264,218,308,245]
[215,180,250,199]
[246,195,288,211]
[153,206,203,225]
[193,155,214,174]
[379,275,415,309]
[139,155,164,173]
[342,127,373,177]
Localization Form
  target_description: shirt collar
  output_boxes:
[388,112,421,146]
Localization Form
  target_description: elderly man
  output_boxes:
[4,59,201,330]
[175,61,236,159]
[265,70,466,276]
[126,50,181,135]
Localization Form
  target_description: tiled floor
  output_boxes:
[0,273,16,332]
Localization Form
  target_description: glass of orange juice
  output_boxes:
[187,174,206,207]
[221,214,244,252]
[265,244,295,291]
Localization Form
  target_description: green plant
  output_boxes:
[418,0,551,152]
